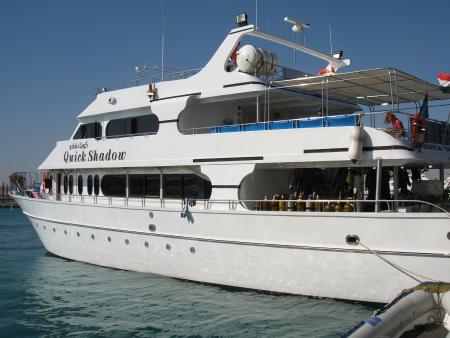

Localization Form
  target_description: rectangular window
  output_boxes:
[129,175,145,196]
[183,175,202,198]
[145,175,160,197]
[164,175,181,198]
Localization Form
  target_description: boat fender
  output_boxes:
[348,126,363,164]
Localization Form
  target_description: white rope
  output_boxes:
[359,241,439,283]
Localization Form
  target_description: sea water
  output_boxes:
[0,209,375,337]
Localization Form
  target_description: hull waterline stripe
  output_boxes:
[151,92,201,102]
[304,145,414,154]
[23,211,449,259]
[193,156,263,163]
[159,119,179,124]
[223,81,266,88]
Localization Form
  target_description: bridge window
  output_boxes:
[106,115,159,138]
[73,122,102,139]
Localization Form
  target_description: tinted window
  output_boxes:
[128,174,160,197]
[162,174,211,199]
[87,175,93,195]
[106,115,159,138]
[101,175,126,197]
[129,175,145,197]
[63,175,68,194]
[73,122,102,139]
[164,175,182,198]
[145,175,160,197]
[94,175,100,196]
[183,175,211,199]
[69,175,73,194]
[78,175,83,195]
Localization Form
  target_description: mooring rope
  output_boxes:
[358,241,439,283]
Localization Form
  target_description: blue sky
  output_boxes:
[1,0,449,184]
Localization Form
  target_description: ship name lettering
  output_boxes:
[63,149,126,163]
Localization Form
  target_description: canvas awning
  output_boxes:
[272,67,450,106]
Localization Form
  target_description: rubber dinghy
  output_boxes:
[344,282,450,338]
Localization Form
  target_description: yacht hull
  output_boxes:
[15,196,450,303]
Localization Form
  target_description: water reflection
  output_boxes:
[1,209,374,337]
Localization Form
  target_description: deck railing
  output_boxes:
[13,192,449,214]
[180,110,450,148]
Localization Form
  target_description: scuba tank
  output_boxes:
[324,202,333,212]
[279,195,287,211]
[305,195,312,212]
[288,193,296,211]
[343,200,354,212]
[271,195,279,211]
[263,196,270,211]
[314,195,321,212]
[297,195,305,211]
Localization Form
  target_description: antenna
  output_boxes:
[329,24,333,55]
[161,0,165,81]
[255,0,258,30]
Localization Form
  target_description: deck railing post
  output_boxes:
[393,166,399,211]
[375,158,382,212]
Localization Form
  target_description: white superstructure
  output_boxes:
[12,23,450,303]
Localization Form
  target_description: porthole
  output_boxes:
[94,175,100,196]
[145,241,149,248]
[148,224,156,232]
[149,212,154,218]
[53,227,56,232]
[69,175,74,194]
[87,175,93,195]
[125,239,129,245]
[78,175,83,195]
[190,247,195,254]
[107,236,111,242]
[44,225,46,230]
[91,234,95,240]
[166,244,171,251]
[77,232,80,237]
[346,235,360,245]
[447,232,450,240]
[64,230,67,235]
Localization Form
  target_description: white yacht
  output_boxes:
[11,18,450,303]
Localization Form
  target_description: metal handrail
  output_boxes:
[12,192,448,214]
[179,110,449,146]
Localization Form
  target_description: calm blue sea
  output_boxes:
[0,208,375,337]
